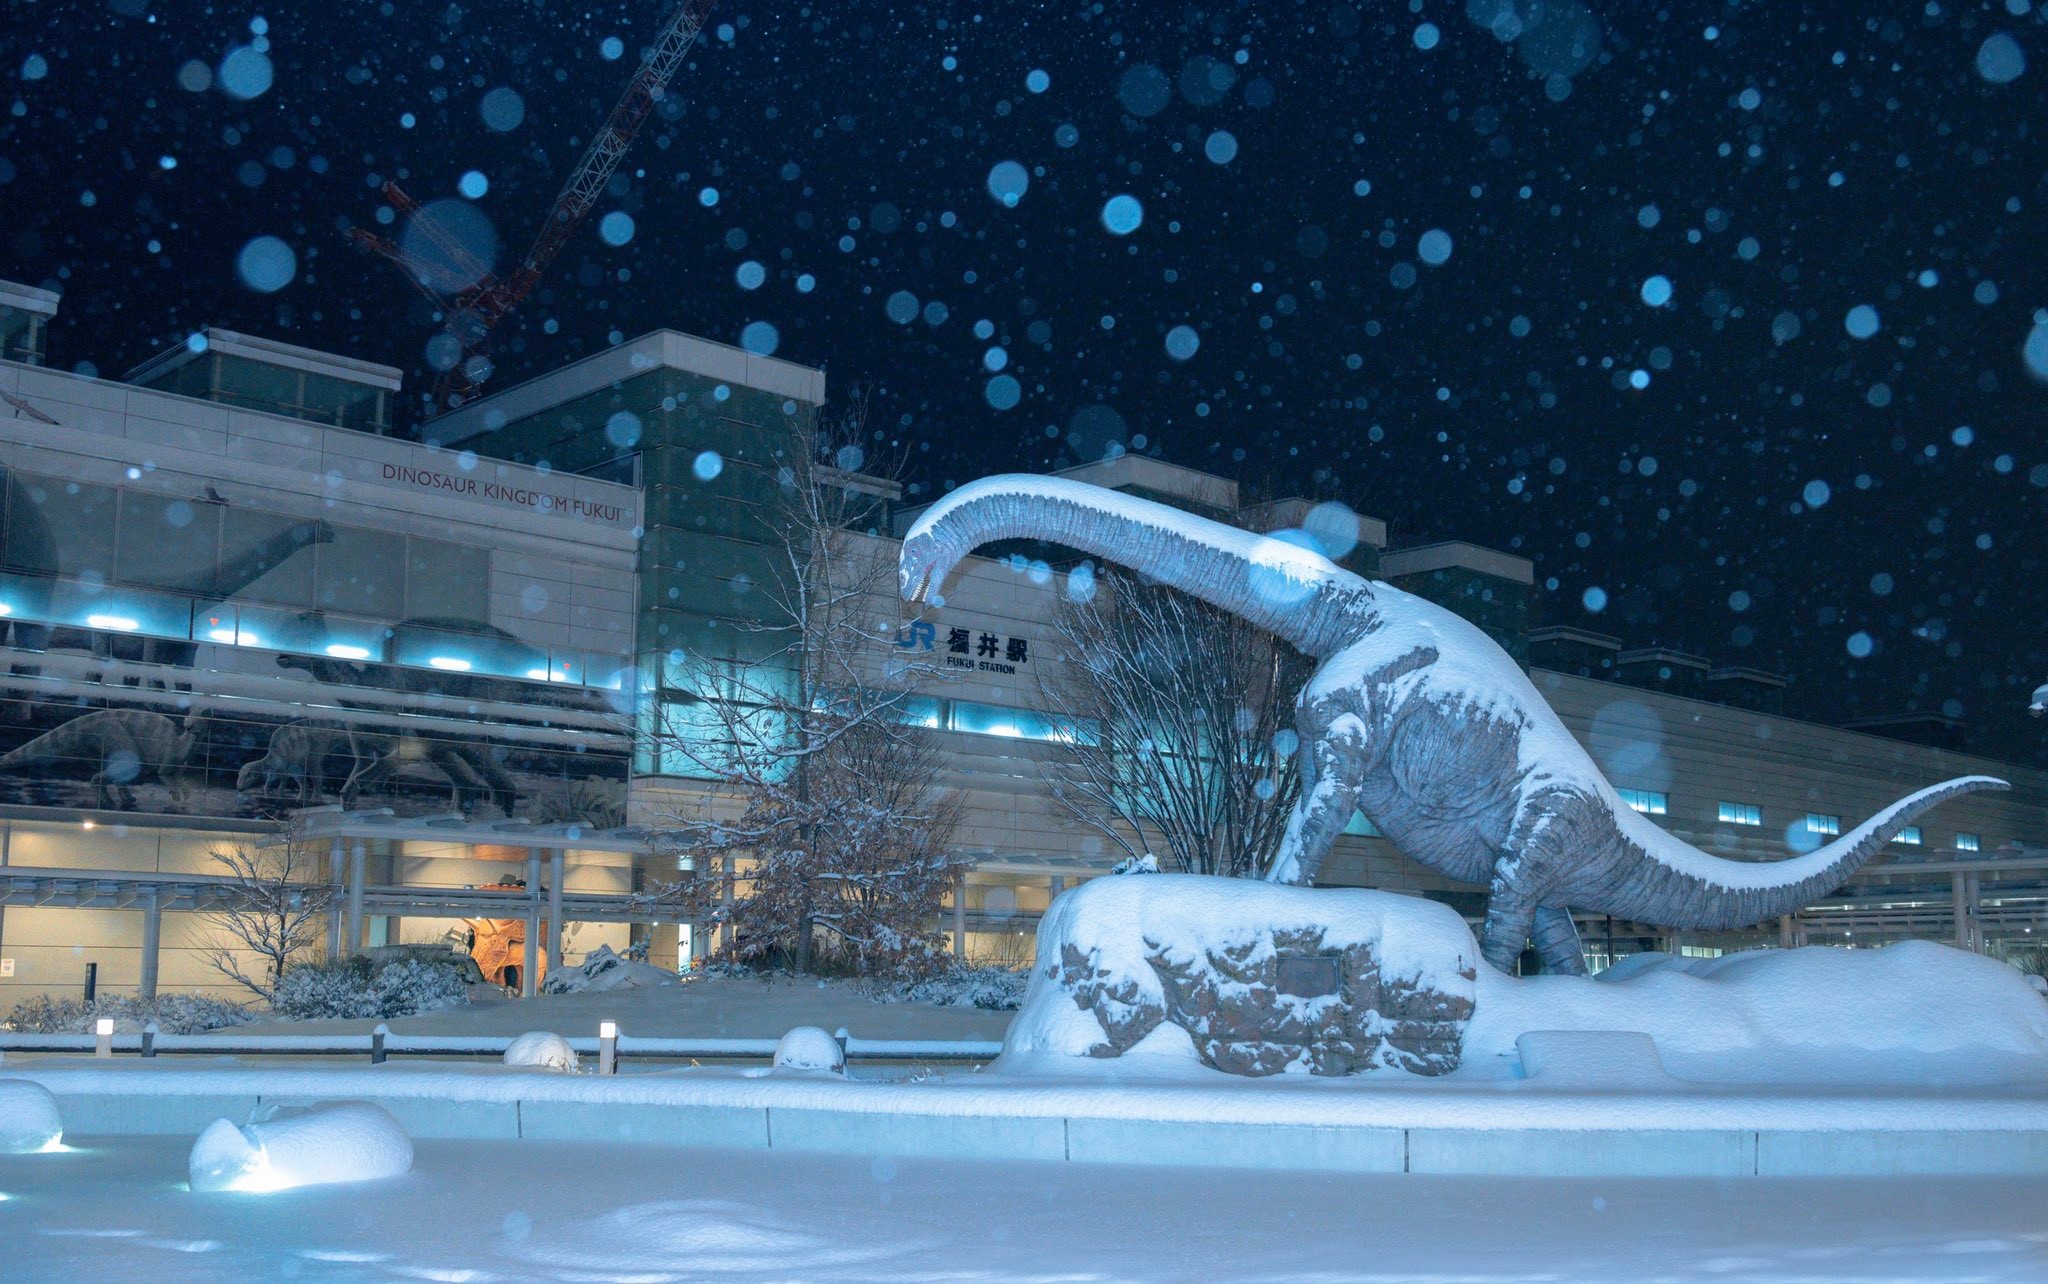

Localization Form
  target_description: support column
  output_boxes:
[951,870,967,959]
[139,889,161,1000]
[1777,915,1795,950]
[0,821,11,978]
[1952,872,1970,949]
[1957,872,1974,954]
[522,848,540,998]
[344,839,366,959]
[547,848,565,976]
[327,837,345,960]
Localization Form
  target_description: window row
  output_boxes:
[0,470,490,620]
[1619,787,1983,852]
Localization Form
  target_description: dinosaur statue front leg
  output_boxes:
[1267,709,1367,884]
[1531,905,1589,976]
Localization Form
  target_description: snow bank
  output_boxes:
[1006,875,1479,1076]
[187,1101,412,1193]
[1469,943,2048,1084]
[504,1031,578,1072]
[772,1026,845,1073]
[540,945,679,994]
[0,1077,62,1153]
[1006,874,2048,1087]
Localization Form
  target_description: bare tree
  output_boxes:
[642,401,956,972]
[201,829,336,1000]
[1035,572,1311,878]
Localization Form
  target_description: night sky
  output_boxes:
[7,1,2046,764]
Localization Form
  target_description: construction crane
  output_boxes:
[350,0,716,416]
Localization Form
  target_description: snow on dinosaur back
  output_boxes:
[899,474,2006,975]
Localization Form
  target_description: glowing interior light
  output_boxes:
[427,656,472,672]
[86,614,140,632]
[324,644,372,660]
[987,725,1021,738]
[599,1021,619,1040]
[0,604,13,617]
[524,668,553,681]
[95,1018,114,1036]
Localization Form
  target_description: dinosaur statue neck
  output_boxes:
[174,521,334,600]
[907,476,1374,658]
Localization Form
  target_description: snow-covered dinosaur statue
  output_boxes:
[2031,683,2047,717]
[899,475,2007,975]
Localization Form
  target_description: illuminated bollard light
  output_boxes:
[94,1017,113,1059]
[599,1020,618,1076]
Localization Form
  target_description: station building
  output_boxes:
[0,280,2044,1007]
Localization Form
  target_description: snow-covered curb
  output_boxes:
[11,1058,2048,1134]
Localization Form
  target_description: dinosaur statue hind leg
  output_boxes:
[1531,905,1589,976]
[1480,876,1536,974]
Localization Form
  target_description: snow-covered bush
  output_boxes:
[2,993,254,1035]
[540,944,678,994]
[0,1078,62,1153]
[189,1101,412,1192]
[504,1031,578,1072]
[872,964,1029,1010]
[270,956,470,1021]
[772,1025,845,1073]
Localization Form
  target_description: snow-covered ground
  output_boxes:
[2,1135,2044,1282]
[231,972,1014,1043]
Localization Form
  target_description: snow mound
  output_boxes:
[1514,1030,1677,1089]
[0,1077,62,1153]
[511,1199,929,1275]
[772,1026,845,1073]
[504,1031,578,1072]
[1470,942,2048,1085]
[1005,875,1479,1076]
[187,1101,413,1193]
[540,945,679,994]
[2031,681,2047,716]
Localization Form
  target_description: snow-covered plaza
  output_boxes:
[6,1136,2047,1283]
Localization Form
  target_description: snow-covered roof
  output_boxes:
[1379,541,1534,585]
[124,328,403,391]
[0,280,59,318]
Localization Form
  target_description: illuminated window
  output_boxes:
[945,699,1098,746]
[1717,801,1762,826]
[1896,825,1922,846]
[1806,813,1841,836]
[1956,832,1980,852]
[1343,810,1380,837]
[1617,788,1667,816]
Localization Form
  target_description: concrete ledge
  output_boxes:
[1756,1129,2048,1177]
[766,1107,1067,1163]
[58,1093,262,1137]
[519,1101,770,1149]
[1406,1128,1756,1178]
[1067,1117,1405,1172]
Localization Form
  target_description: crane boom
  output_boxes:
[350,0,717,415]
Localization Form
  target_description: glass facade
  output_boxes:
[448,364,824,779]
[135,349,391,433]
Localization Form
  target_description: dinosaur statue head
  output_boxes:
[897,530,951,607]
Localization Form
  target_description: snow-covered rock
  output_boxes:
[1006,874,1479,1076]
[187,1101,413,1193]
[0,1078,62,1153]
[2031,682,2047,717]
[771,1026,845,1073]
[540,945,680,995]
[1007,873,2048,1086]
[504,1031,578,1072]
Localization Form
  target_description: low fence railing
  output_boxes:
[0,1027,1003,1065]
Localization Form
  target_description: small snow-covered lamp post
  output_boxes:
[94,1017,113,1059]
[598,1020,618,1075]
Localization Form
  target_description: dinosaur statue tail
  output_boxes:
[1597,774,2008,930]
[898,474,1374,658]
